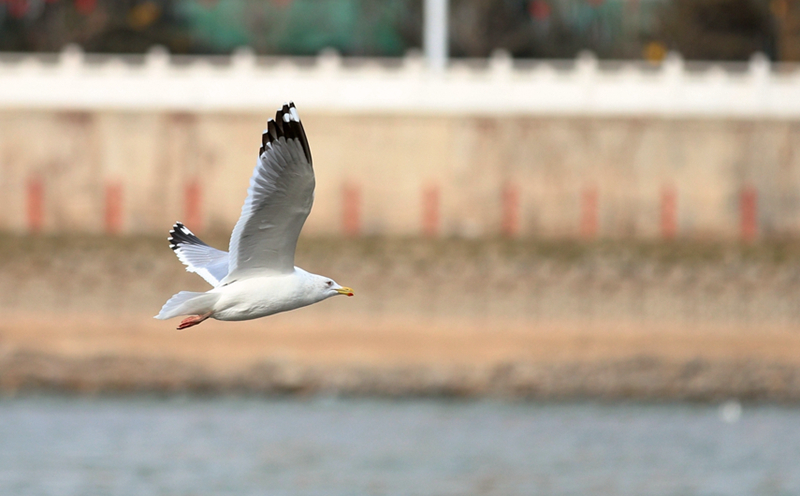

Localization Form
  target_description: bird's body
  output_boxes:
[156,102,353,329]
[210,269,337,321]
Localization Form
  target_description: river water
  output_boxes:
[0,396,797,496]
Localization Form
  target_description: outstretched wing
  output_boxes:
[169,222,229,287]
[223,102,314,283]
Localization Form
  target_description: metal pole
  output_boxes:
[423,0,448,72]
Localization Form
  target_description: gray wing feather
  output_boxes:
[168,222,230,287]
[175,244,229,286]
[224,102,314,282]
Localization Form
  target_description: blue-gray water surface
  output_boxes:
[0,396,798,496]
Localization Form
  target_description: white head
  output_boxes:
[307,272,354,302]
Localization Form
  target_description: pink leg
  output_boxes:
[177,312,212,330]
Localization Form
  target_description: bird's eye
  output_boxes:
[326,280,333,287]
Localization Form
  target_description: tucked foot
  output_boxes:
[177,312,212,330]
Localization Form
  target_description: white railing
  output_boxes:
[1,45,800,117]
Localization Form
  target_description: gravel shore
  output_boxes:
[3,350,800,402]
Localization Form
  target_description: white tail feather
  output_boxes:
[155,291,219,320]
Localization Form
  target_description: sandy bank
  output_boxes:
[1,235,800,399]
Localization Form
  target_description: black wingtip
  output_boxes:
[259,102,312,164]
[167,221,209,250]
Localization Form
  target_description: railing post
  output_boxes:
[145,45,169,76]
[576,50,598,112]
[58,44,84,75]
[661,52,684,115]
[423,0,449,72]
[749,52,770,115]
[489,49,513,81]
[231,46,256,75]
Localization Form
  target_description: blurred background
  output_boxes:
[2,0,800,495]
[0,0,795,61]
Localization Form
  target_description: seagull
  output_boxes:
[156,102,354,330]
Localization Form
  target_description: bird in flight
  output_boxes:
[156,102,354,330]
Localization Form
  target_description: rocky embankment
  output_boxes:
[2,351,800,402]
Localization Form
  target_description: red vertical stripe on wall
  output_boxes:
[184,180,202,231]
[422,185,440,237]
[660,185,677,240]
[741,186,758,242]
[104,182,123,234]
[342,183,361,236]
[501,182,520,237]
[580,186,598,239]
[27,175,43,234]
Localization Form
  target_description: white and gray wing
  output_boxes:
[223,102,314,282]
[168,222,230,287]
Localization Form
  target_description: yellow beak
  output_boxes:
[336,287,355,297]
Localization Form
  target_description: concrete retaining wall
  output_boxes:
[2,109,800,239]
[3,49,800,238]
